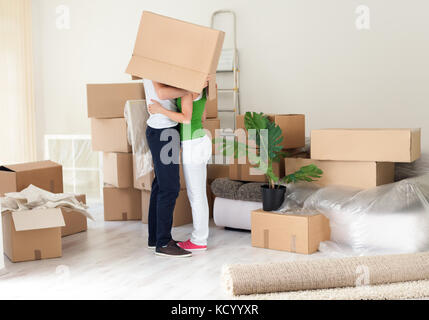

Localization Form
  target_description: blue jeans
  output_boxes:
[146,125,181,248]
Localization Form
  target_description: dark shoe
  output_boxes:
[149,239,179,250]
[155,240,192,258]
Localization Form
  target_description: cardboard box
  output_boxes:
[204,118,221,154]
[103,187,142,221]
[103,153,133,188]
[205,87,218,119]
[87,83,145,118]
[91,118,131,153]
[0,161,63,196]
[126,11,225,100]
[230,161,285,183]
[251,210,330,254]
[2,208,65,262]
[207,163,230,182]
[236,114,305,150]
[141,189,192,227]
[285,157,395,189]
[61,194,88,237]
[311,128,421,162]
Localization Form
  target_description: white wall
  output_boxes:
[32,0,429,159]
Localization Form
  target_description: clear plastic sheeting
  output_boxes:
[124,100,153,180]
[396,153,429,181]
[278,174,429,255]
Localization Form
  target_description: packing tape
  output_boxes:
[122,212,128,221]
[263,229,269,249]
[50,180,54,192]
[34,250,42,261]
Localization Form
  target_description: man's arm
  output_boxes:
[153,81,188,100]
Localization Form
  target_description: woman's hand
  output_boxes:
[148,99,165,115]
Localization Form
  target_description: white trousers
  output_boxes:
[182,135,212,246]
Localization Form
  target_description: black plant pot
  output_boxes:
[261,185,287,212]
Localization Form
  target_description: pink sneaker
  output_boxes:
[178,240,207,252]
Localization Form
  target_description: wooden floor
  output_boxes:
[0,204,333,300]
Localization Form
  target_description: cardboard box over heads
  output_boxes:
[2,208,65,262]
[251,210,330,255]
[126,11,225,100]
[285,157,395,189]
[311,128,421,162]
[236,114,306,150]
[87,83,145,118]
[0,161,63,196]
[103,153,134,188]
[91,118,131,153]
[141,189,192,227]
[61,194,88,237]
[133,156,186,191]
[103,187,142,221]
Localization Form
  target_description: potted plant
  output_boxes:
[222,112,323,211]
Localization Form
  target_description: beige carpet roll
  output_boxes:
[223,252,429,296]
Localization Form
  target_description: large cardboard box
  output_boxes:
[230,161,285,183]
[61,194,88,237]
[91,118,131,153]
[204,119,221,154]
[207,163,229,182]
[251,210,330,255]
[87,83,145,118]
[133,156,187,191]
[311,128,421,162]
[0,161,63,196]
[205,88,218,119]
[126,11,225,100]
[103,153,133,188]
[2,208,65,262]
[285,157,395,189]
[236,114,305,150]
[141,189,192,227]
[103,187,142,221]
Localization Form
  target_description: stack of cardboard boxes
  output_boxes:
[88,83,144,221]
[0,161,89,262]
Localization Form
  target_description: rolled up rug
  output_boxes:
[223,252,429,296]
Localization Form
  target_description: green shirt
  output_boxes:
[177,91,207,141]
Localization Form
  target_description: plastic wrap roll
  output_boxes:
[213,197,262,230]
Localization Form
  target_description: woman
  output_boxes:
[148,87,212,252]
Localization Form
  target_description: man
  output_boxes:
[144,79,191,258]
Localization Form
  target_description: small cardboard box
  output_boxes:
[103,187,142,221]
[251,210,330,254]
[236,114,306,150]
[91,118,131,153]
[0,161,63,196]
[103,153,134,188]
[230,161,285,183]
[311,128,421,162]
[87,83,145,119]
[141,189,192,227]
[285,157,395,189]
[2,208,65,262]
[205,88,218,119]
[133,156,186,191]
[203,119,221,154]
[126,11,225,100]
[61,194,88,237]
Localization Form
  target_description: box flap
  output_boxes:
[12,208,66,232]
[1,161,60,173]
